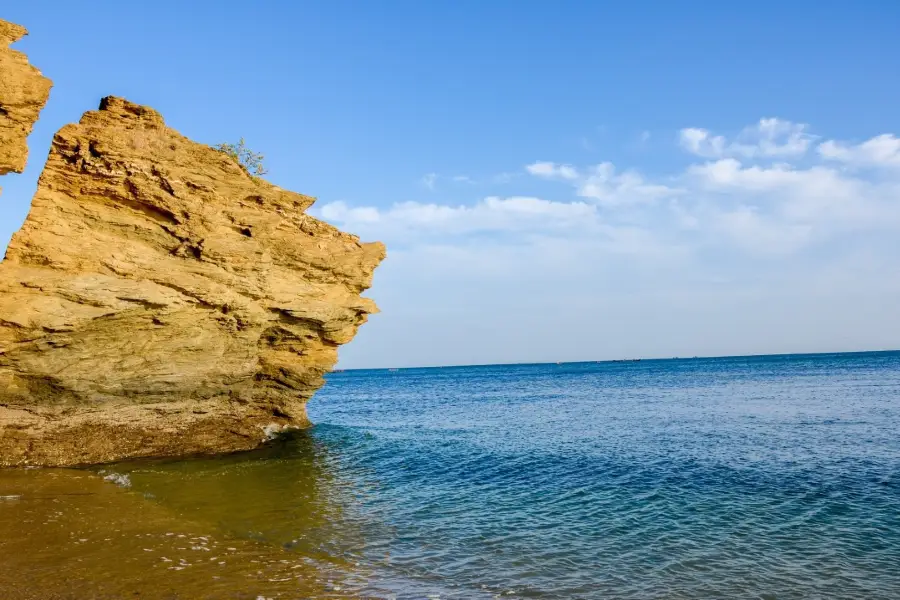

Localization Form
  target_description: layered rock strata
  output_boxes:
[0,19,52,186]
[0,95,384,466]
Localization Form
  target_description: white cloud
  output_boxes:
[318,195,598,242]
[688,158,826,192]
[321,120,900,295]
[745,118,814,157]
[525,160,679,208]
[818,134,900,168]
[526,161,579,180]
[452,175,475,184]
[577,162,679,207]
[685,158,892,228]
[320,201,381,224]
[680,127,726,157]
[320,118,900,367]
[680,118,814,159]
[317,194,697,264]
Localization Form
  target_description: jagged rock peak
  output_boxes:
[0,19,27,45]
[0,18,52,178]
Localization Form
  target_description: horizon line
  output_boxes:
[330,348,900,373]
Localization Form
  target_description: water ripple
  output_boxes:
[304,353,900,598]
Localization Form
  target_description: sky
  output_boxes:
[3,1,900,368]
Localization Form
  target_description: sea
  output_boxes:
[1,351,899,599]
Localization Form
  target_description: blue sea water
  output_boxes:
[125,352,900,598]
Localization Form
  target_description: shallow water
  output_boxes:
[2,351,900,598]
[0,449,363,599]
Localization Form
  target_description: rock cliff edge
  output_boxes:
[0,33,384,466]
[0,19,52,185]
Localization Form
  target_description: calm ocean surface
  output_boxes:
[73,352,900,598]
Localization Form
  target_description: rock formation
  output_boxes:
[0,87,384,464]
[0,20,51,183]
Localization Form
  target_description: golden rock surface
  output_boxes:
[0,19,52,183]
[0,93,384,466]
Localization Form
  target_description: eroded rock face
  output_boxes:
[0,19,52,181]
[0,97,385,466]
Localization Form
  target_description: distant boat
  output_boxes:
[389,368,399,372]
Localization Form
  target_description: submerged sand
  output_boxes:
[0,465,367,599]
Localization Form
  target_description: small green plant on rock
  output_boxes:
[213,138,268,177]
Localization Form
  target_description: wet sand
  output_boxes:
[0,468,364,599]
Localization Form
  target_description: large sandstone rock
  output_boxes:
[0,96,385,466]
[0,19,51,181]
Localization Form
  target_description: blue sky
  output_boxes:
[3,1,900,368]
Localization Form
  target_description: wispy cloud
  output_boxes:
[421,172,438,190]
[526,161,679,207]
[420,173,480,188]
[679,118,815,159]
[526,161,579,180]
[818,134,900,168]
[452,175,476,184]
[323,118,900,264]
[576,163,680,207]
[322,118,900,367]
[492,172,518,184]
[321,196,598,240]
